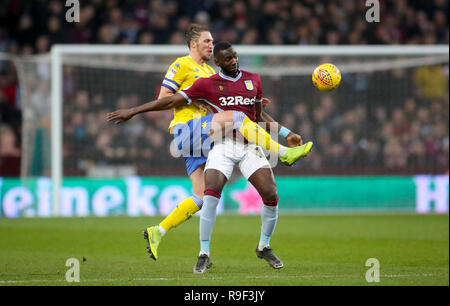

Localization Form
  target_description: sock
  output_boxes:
[233,111,286,156]
[158,225,167,236]
[159,195,203,233]
[258,201,278,251]
[199,189,221,255]
[258,233,271,251]
[199,241,210,256]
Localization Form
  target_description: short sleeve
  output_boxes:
[161,59,185,93]
[179,78,208,104]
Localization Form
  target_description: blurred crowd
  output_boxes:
[0,62,21,176]
[0,0,449,176]
[278,68,449,174]
[0,0,448,53]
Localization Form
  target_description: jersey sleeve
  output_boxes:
[161,59,185,93]
[255,74,263,103]
[178,78,209,104]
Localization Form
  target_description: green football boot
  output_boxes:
[143,226,162,260]
[279,141,313,166]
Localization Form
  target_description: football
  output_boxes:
[312,63,342,92]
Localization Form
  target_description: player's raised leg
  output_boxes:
[208,110,313,166]
[247,167,283,269]
[144,161,205,260]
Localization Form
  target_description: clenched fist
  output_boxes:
[286,132,303,147]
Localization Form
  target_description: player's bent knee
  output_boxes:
[261,188,278,203]
[204,169,227,193]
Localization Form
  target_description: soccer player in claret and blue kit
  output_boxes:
[106,42,313,272]
[180,42,313,273]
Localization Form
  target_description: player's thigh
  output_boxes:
[172,115,214,158]
[204,169,228,194]
[210,111,235,140]
[247,167,278,202]
[239,145,277,201]
[204,142,235,184]
[211,111,234,124]
[173,123,192,157]
[238,145,271,180]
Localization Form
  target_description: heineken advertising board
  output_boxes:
[0,175,448,218]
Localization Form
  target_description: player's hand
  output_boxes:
[262,97,271,108]
[286,132,303,147]
[106,108,135,124]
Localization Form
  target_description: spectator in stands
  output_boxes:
[414,64,448,100]
[0,124,20,176]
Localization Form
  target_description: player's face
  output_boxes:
[193,31,214,61]
[215,48,239,76]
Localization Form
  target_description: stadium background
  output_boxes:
[0,0,448,217]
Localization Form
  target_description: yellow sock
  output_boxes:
[239,116,282,155]
[159,196,200,232]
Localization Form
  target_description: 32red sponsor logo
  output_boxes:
[219,96,256,106]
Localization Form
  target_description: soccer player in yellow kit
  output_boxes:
[145,25,216,260]
[107,25,312,260]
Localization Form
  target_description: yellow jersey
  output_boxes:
[161,55,216,132]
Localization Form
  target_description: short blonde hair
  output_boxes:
[185,24,210,49]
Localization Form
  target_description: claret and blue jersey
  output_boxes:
[173,70,263,175]
[180,70,263,123]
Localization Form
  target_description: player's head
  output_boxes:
[213,41,239,76]
[186,24,213,62]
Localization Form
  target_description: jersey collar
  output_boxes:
[219,70,242,82]
[188,55,205,68]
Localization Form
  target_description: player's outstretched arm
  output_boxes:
[106,93,187,124]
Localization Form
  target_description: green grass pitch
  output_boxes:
[0,214,448,286]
